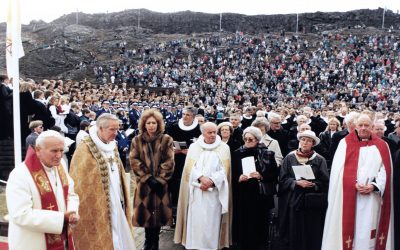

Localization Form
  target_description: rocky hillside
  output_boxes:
[0,8,399,81]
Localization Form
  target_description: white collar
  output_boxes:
[196,135,222,150]
[178,118,198,131]
[242,114,252,119]
[89,126,116,153]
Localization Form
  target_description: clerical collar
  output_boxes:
[196,135,222,150]
[89,125,116,153]
[355,131,371,142]
[178,118,198,131]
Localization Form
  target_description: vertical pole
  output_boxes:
[138,9,141,29]
[220,13,222,32]
[296,13,299,34]
[76,9,79,25]
[382,7,386,29]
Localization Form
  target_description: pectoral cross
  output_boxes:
[345,235,352,249]
[47,203,55,210]
[379,233,385,245]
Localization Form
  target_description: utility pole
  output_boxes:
[382,7,386,29]
[76,9,79,25]
[138,9,141,29]
[220,13,222,32]
[296,13,299,34]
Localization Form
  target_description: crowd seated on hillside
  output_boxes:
[1,29,400,146]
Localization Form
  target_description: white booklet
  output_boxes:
[241,156,256,178]
[291,164,315,180]
[173,141,188,150]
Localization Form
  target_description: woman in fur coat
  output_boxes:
[130,108,175,250]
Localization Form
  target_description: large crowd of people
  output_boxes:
[2,29,400,250]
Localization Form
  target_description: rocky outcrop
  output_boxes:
[0,8,399,81]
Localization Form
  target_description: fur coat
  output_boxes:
[129,132,175,227]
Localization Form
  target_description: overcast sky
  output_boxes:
[3,0,400,24]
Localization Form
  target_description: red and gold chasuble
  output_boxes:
[24,147,75,250]
[342,132,391,250]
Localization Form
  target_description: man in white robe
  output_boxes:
[174,122,231,250]
[6,130,80,250]
[322,114,394,250]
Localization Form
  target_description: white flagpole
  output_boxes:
[296,13,299,34]
[6,0,24,166]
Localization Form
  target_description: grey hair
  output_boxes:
[35,130,65,148]
[268,112,281,122]
[200,122,217,134]
[256,110,266,117]
[252,117,270,132]
[96,113,119,128]
[243,126,263,141]
[344,111,360,125]
[355,114,372,125]
[183,106,198,116]
[373,119,387,131]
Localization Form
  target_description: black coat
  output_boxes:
[166,122,201,206]
[232,145,278,249]
[315,131,334,168]
[0,84,12,139]
[20,91,35,142]
[32,100,53,130]
[268,128,290,157]
[278,152,329,250]
[231,127,244,151]
[328,128,349,161]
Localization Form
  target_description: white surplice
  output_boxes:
[185,136,229,250]
[322,139,394,250]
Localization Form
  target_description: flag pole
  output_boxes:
[12,64,22,165]
[6,0,24,166]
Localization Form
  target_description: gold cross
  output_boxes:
[345,235,352,249]
[379,233,385,245]
[47,203,55,210]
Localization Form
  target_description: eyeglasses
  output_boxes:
[244,137,256,142]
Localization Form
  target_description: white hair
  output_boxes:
[268,112,281,122]
[96,113,119,128]
[355,114,373,125]
[200,122,217,134]
[243,126,263,141]
[35,130,65,148]
[344,111,360,125]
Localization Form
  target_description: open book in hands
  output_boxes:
[291,164,315,180]
[241,156,256,178]
[173,141,188,150]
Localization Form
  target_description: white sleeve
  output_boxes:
[67,173,80,213]
[371,163,386,196]
[6,168,64,234]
